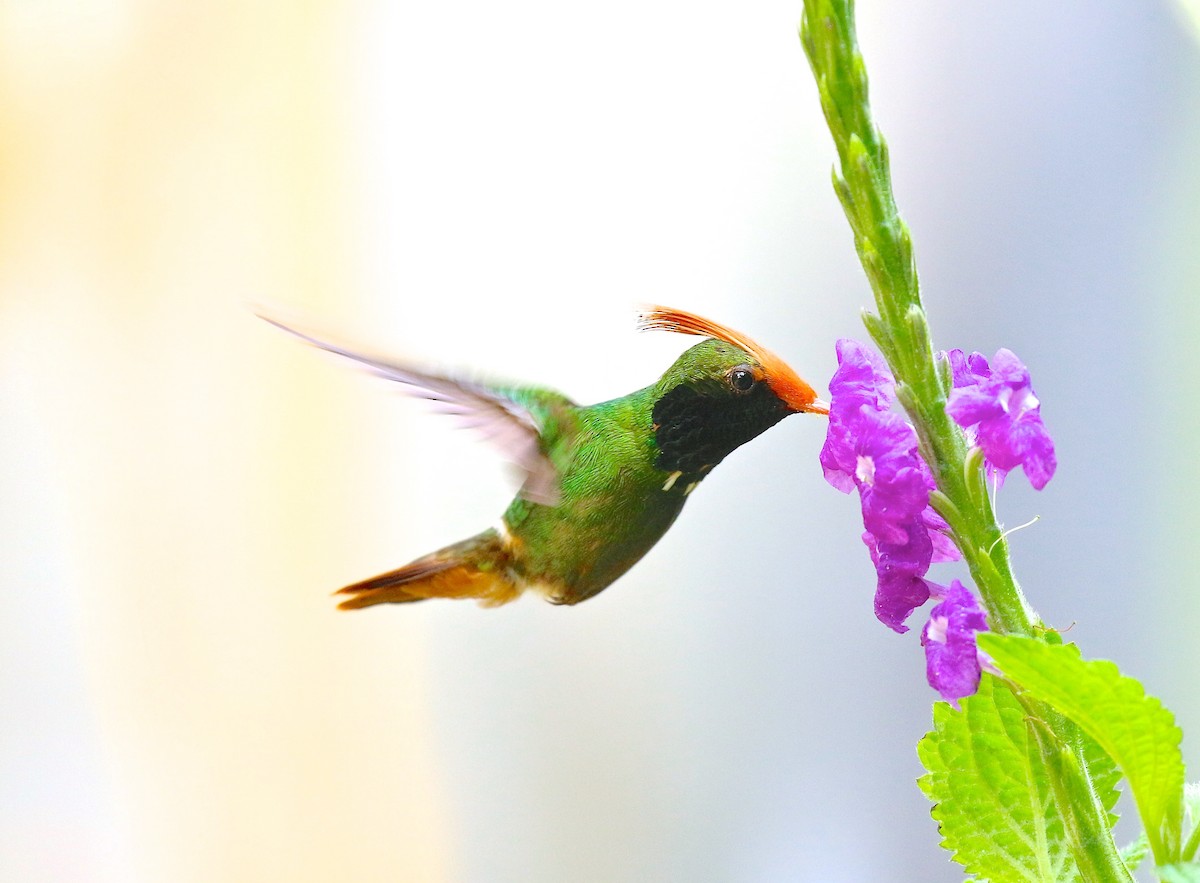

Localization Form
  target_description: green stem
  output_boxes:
[1025,708,1135,882]
[799,0,1124,875]
[799,0,1035,638]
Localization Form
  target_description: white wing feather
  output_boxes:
[258,313,570,505]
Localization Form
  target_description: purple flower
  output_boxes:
[821,339,962,632]
[818,341,1047,703]
[820,339,895,492]
[945,348,1057,490]
[923,507,960,565]
[865,523,932,633]
[822,341,929,541]
[828,338,895,413]
[853,409,932,546]
[921,581,989,704]
[942,348,991,390]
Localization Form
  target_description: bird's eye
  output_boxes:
[729,367,756,392]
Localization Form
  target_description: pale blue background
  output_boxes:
[3,1,1197,881]
[379,2,1200,879]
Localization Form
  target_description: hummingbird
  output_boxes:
[260,307,828,609]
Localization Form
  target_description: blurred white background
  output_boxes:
[2,1,1197,881]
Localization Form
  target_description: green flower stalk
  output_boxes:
[800,0,1032,639]
[799,1,1193,880]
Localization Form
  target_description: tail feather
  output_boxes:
[335,530,521,610]
[334,560,458,608]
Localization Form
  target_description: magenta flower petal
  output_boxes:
[820,417,859,493]
[829,338,895,414]
[942,348,991,390]
[821,340,897,493]
[822,339,963,631]
[1006,417,1057,490]
[867,523,933,633]
[854,409,931,546]
[945,348,1057,490]
[944,384,999,426]
[923,508,961,564]
[921,581,989,703]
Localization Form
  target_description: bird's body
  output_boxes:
[497,383,685,605]
[261,308,826,609]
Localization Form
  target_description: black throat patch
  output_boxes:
[651,382,790,479]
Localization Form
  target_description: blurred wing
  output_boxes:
[258,313,576,505]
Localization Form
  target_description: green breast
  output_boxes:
[502,386,689,604]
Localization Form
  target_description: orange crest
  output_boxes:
[637,306,828,415]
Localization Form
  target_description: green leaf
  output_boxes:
[918,674,1079,881]
[1082,731,1122,827]
[1159,862,1200,883]
[1119,833,1150,872]
[1184,783,1200,861]
[1070,724,1123,825]
[979,635,1186,865]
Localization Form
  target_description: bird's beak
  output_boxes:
[805,398,831,416]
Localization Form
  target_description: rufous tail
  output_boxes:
[335,529,521,610]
